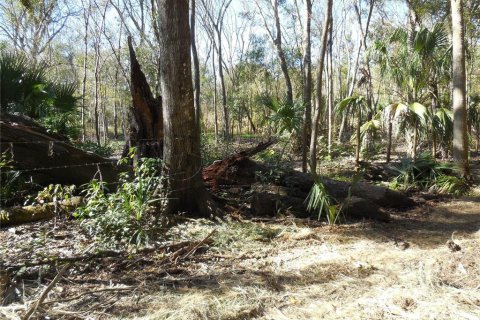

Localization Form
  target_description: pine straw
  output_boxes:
[1,200,480,319]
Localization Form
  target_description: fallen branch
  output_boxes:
[22,263,71,320]
[44,286,137,305]
[0,197,83,228]
[169,230,216,263]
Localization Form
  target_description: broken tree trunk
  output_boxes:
[125,36,163,158]
[202,139,275,190]
[0,113,126,186]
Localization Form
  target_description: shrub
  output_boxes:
[74,158,167,247]
[305,177,339,224]
[390,153,469,195]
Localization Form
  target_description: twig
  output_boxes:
[22,263,71,320]
[44,286,137,305]
[182,230,216,260]
[6,241,193,272]
[171,230,216,263]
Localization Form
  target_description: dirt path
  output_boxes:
[1,199,479,319]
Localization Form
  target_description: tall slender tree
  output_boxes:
[301,0,312,173]
[451,0,470,177]
[310,0,333,174]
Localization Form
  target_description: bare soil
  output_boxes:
[1,195,479,320]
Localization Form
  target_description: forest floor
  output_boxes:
[1,142,480,319]
[1,195,480,319]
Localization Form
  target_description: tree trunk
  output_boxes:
[301,0,312,173]
[430,80,439,158]
[310,0,332,174]
[93,42,101,146]
[81,3,90,142]
[0,113,126,186]
[272,0,293,106]
[355,108,361,165]
[212,46,219,141]
[158,0,216,217]
[191,0,201,130]
[386,121,393,163]
[327,22,334,156]
[218,31,229,139]
[126,37,163,158]
[451,0,470,177]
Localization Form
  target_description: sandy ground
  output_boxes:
[1,198,479,320]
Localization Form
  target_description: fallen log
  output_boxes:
[0,197,83,228]
[0,113,128,186]
[203,150,414,221]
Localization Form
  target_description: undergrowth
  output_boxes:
[389,153,470,195]
[74,157,167,247]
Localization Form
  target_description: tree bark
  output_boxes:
[158,0,216,217]
[310,0,332,174]
[301,0,312,173]
[451,0,470,177]
[126,37,163,159]
[190,0,201,130]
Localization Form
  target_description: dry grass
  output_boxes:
[1,200,480,320]
[116,200,480,320]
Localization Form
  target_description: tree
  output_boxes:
[309,0,332,174]
[336,95,369,165]
[301,0,312,173]
[254,0,293,106]
[451,0,470,177]
[199,0,233,139]
[158,0,214,216]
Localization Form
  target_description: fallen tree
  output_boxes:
[0,113,127,186]
[0,197,83,228]
[203,146,414,221]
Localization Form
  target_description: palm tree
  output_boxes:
[336,95,369,165]
[384,102,430,160]
[0,53,79,136]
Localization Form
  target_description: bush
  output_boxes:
[74,158,167,247]
[390,153,469,195]
[305,177,339,224]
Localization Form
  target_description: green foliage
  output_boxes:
[258,95,303,135]
[305,178,338,224]
[0,151,22,206]
[201,133,234,165]
[0,53,80,137]
[35,184,76,204]
[75,141,114,157]
[431,174,470,196]
[74,158,167,247]
[432,107,453,148]
[390,153,469,195]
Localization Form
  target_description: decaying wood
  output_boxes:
[203,145,414,221]
[125,36,163,158]
[202,139,275,190]
[0,197,83,228]
[0,113,127,186]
